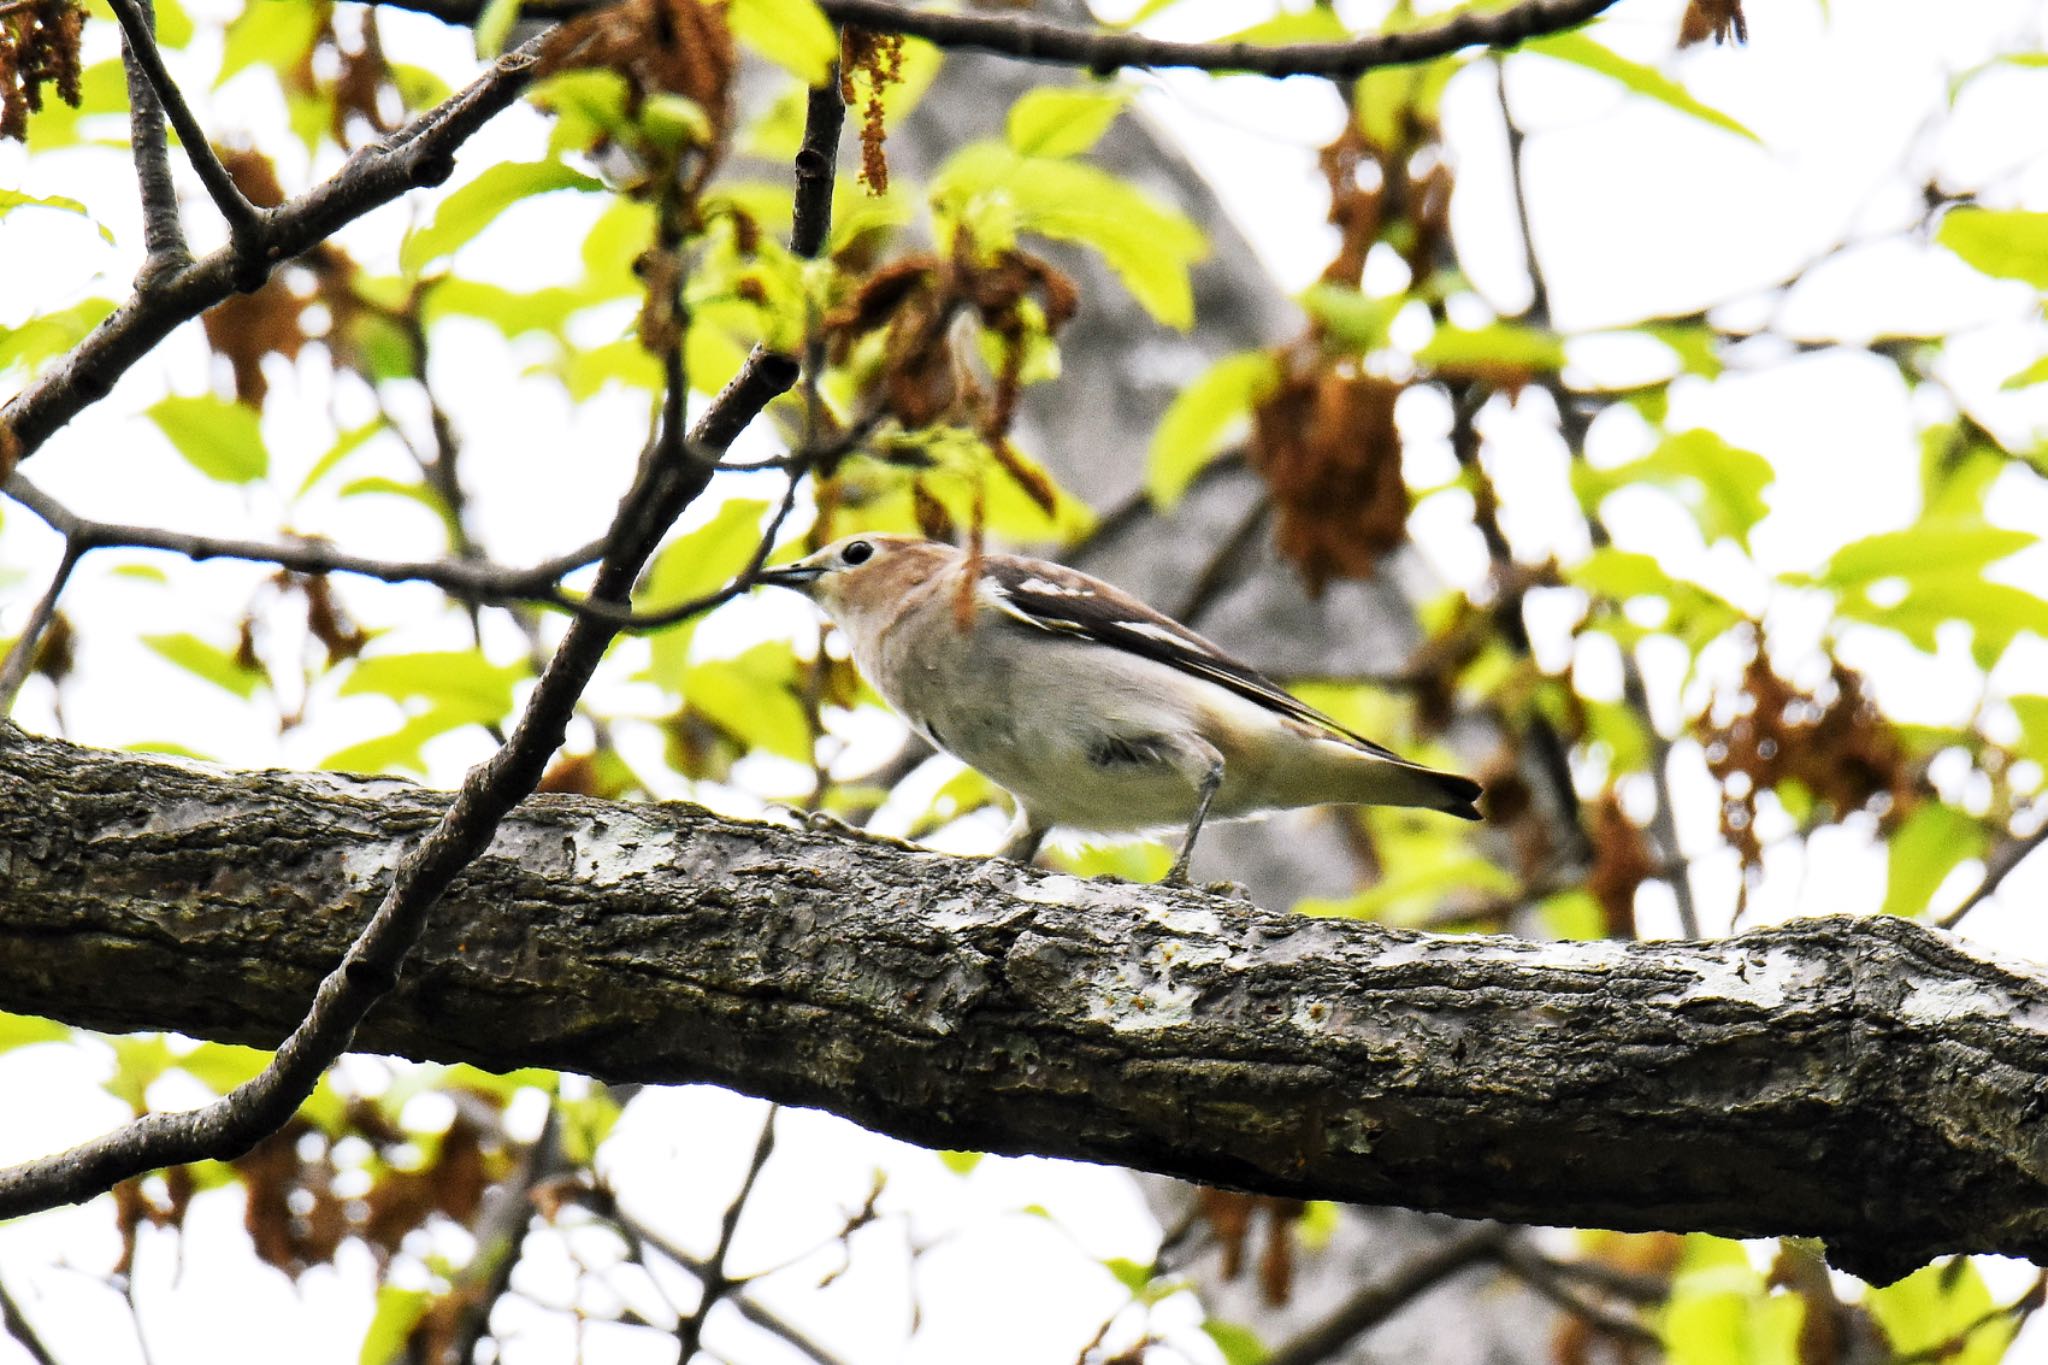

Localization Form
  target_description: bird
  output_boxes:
[756,534,1482,883]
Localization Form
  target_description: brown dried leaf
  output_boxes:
[0,0,83,143]
[1696,649,1910,870]
[1249,357,1408,594]
[1679,0,1748,46]
[911,478,955,541]
[1587,791,1653,938]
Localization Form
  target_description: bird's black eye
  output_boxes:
[841,540,875,566]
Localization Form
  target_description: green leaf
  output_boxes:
[1883,803,1988,918]
[24,58,127,149]
[321,702,481,776]
[474,0,523,58]
[1820,524,2034,590]
[1146,351,1278,506]
[1414,322,1567,378]
[142,632,265,699]
[1866,1260,2015,1365]
[358,1286,433,1365]
[422,277,584,339]
[179,1041,274,1094]
[107,1035,176,1111]
[219,0,322,86]
[146,394,269,484]
[729,0,838,85]
[937,1150,984,1176]
[1841,573,2048,666]
[1049,839,1174,884]
[1570,548,1670,601]
[1221,8,1347,44]
[1661,1236,1801,1365]
[401,161,603,275]
[1201,1321,1267,1365]
[341,650,528,726]
[1938,208,2048,288]
[2010,695,2048,765]
[1524,32,1759,142]
[296,420,387,499]
[0,297,116,376]
[685,641,813,762]
[2001,354,2048,390]
[0,1012,71,1055]
[641,499,777,684]
[1578,429,1774,550]
[932,142,1207,328]
[558,1091,624,1165]
[1005,86,1128,159]
[1299,285,1403,353]
[0,188,114,243]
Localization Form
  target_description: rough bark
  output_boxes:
[2,726,2044,1281]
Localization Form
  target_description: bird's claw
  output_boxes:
[777,806,921,852]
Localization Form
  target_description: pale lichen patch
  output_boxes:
[566,816,679,885]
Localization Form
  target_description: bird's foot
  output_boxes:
[777,806,921,852]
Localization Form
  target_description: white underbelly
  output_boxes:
[860,627,1290,834]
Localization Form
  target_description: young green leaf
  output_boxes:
[1820,524,2034,590]
[1005,86,1129,159]
[1146,350,1278,506]
[146,394,270,485]
[1937,208,2048,288]
[0,188,115,243]
[401,161,603,276]
[729,0,838,85]
[1524,32,1760,143]
[340,650,529,726]
[142,632,266,699]
[1883,803,1987,918]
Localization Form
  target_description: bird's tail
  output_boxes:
[1307,742,1484,820]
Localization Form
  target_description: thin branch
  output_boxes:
[1936,819,2048,930]
[0,541,82,717]
[607,1200,850,1365]
[1,36,549,465]
[1261,1225,1508,1365]
[0,1274,60,1365]
[676,1109,777,1362]
[114,0,190,280]
[0,59,836,1221]
[4,473,604,608]
[1496,1242,1662,1347]
[104,0,266,255]
[0,351,794,1221]
[385,0,1624,80]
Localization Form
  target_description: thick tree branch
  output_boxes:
[2,726,2044,1285]
[385,0,1622,80]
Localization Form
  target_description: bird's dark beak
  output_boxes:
[755,564,824,590]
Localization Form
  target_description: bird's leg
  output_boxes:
[1166,747,1226,886]
[998,805,1051,865]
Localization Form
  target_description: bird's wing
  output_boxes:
[977,554,1406,761]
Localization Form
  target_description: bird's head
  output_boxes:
[755,534,947,626]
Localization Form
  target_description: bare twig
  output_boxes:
[1496,1242,1661,1347]
[0,542,81,716]
[1261,1225,1509,1365]
[105,0,267,255]
[676,1109,777,1362]
[4,473,603,607]
[384,0,1624,80]
[0,1274,59,1365]
[1,36,549,465]
[113,0,190,281]
[0,49,847,1219]
[1936,819,2048,930]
